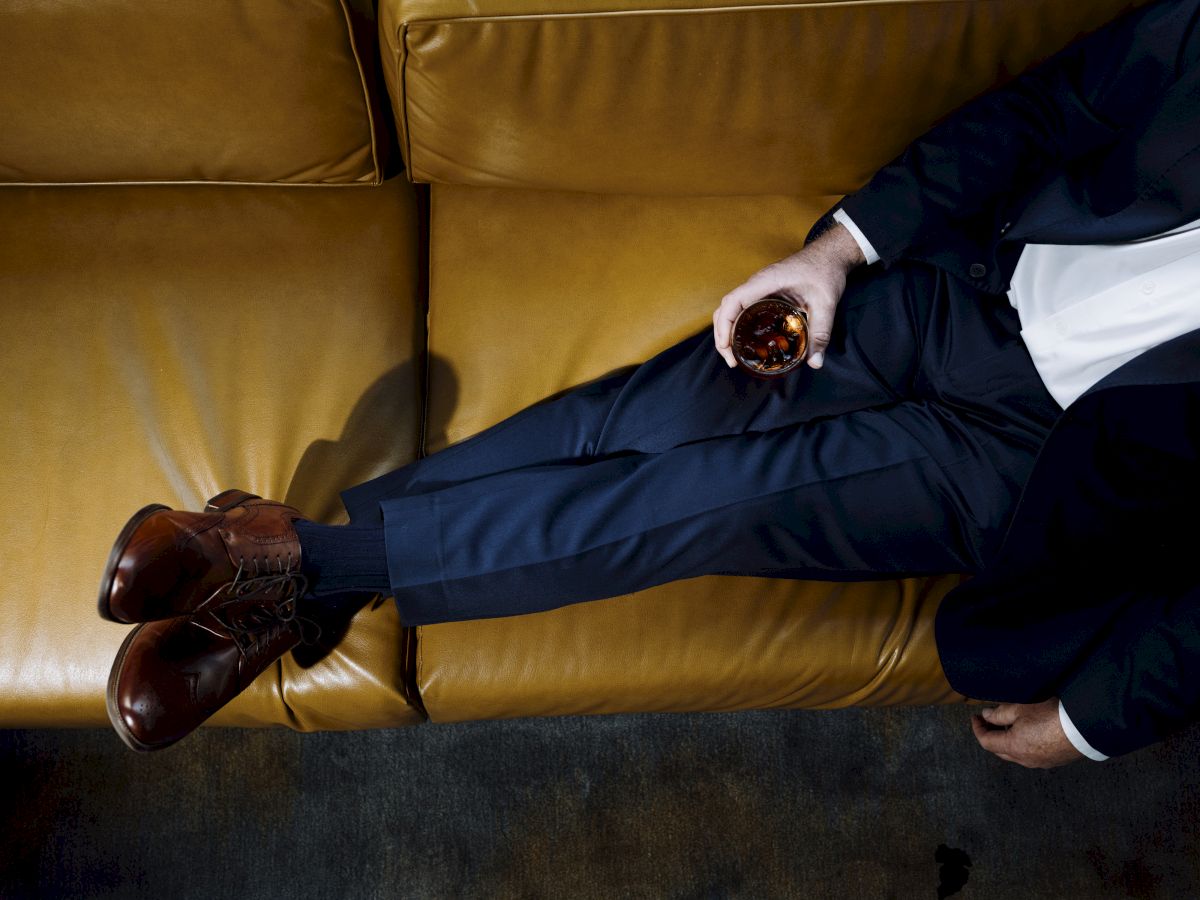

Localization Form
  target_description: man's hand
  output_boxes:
[712,221,866,370]
[971,699,1085,769]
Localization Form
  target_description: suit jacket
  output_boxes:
[808,0,1200,757]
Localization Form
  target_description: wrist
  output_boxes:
[816,221,867,271]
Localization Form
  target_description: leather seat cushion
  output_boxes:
[0,179,425,729]
[417,184,965,719]
[419,575,962,722]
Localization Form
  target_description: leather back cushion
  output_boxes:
[0,0,382,184]
[381,0,1152,195]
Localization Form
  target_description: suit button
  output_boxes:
[969,263,987,278]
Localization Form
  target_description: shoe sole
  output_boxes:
[105,623,169,753]
[96,503,173,623]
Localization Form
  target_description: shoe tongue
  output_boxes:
[217,503,303,574]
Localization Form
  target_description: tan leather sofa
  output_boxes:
[0,0,1148,732]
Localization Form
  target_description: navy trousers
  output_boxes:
[339,261,1061,626]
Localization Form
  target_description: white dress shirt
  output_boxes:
[1007,216,1200,409]
[833,207,1200,761]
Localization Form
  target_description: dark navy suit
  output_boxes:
[819,0,1200,758]
[342,0,1200,758]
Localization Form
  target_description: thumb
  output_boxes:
[804,299,835,369]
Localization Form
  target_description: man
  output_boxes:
[100,0,1200,763]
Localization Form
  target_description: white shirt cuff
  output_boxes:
[1058,699,1109,761]
[832,208,881,265]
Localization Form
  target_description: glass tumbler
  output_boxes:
[731,296,809,378]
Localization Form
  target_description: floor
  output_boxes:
[2,705,1198,898]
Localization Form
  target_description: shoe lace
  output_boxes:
[198,554,322,656]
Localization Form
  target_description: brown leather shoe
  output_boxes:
[98,489,307,624]
[106,573,314,752]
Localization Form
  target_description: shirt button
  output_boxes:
[969,263,987,278]
[1141,281,1156,295]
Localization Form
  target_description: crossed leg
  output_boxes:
[101,260,1062,751]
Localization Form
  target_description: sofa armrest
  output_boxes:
[378,0,1151,196]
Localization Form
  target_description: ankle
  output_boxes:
[293,520,391,596]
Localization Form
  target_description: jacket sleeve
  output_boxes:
[1060,578,1200,757]
[937,375,1200,757]
[830,0,1200,266]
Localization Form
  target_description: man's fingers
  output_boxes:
[972,714,1037,766]
[712,303,743,367]
[713,276,776,367]
[980,704,1020,727]
[713,300,740,348]
[971,714,1014,754]
[970,714,992,741]
[711,309,737,367]
[972,705,1084,768]
[720,272,778,312]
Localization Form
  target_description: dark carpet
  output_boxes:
[3,705,1199,899]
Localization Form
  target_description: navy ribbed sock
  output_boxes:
[293,519,391,596]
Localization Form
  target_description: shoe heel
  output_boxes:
[205,489,261,512]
